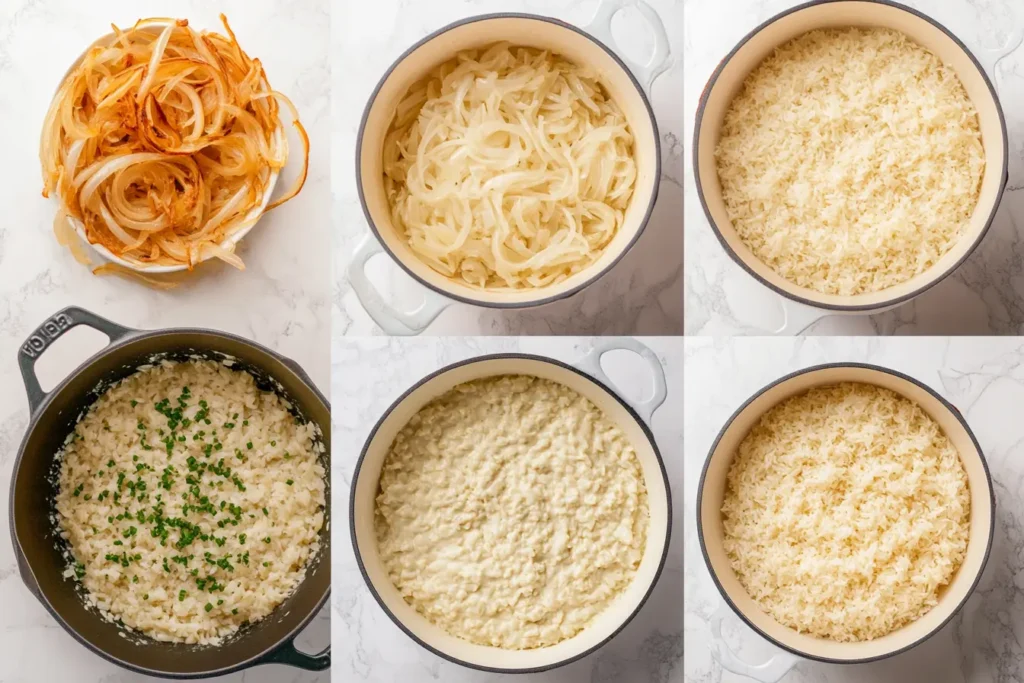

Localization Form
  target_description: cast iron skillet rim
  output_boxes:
[349,352,673,674]
[354,12,662,310]
[691,0,1009,313]
[695,361,996,665]
[10,325,331,679]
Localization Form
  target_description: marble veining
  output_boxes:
[684,337,1024,682]
[332,0,684,337]
[0,1,330,681]
[332,336,684,683]
[684,0,1024,336]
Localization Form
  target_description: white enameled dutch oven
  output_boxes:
[693,0,1024,334]
[697,363,995,682]
[348,0,670,335]
[48,19,286,275]
[350,339,672,672]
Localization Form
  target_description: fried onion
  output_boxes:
[40,15,309,273]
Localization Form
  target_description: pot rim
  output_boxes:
[355,11,662,310]
[695,361,995,665]
[9,324,331,679]
[348,352,673,673]
[691,0,1009,313]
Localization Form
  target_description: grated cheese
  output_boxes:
[721,382,970,642]
[715,28,985,296]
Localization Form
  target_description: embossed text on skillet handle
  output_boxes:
[17,306,137,414]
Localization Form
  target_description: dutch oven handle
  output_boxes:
[585,0,671,95]
[259,639,330,671]
[347,235,452,336]
[17,306,136,414]
[577,337,667,424]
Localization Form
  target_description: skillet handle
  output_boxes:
[585,0,671,94]
[17,307,135,414]
[577,337,666,424]
[261,640,330,671]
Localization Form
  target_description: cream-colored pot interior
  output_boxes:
[352,357,670,670]
[695,1,1006,310]
[699,365,993,662]
[358,16,659,306]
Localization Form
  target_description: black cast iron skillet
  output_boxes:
[10,306,330,679]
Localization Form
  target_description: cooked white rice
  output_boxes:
[721,383,970,642]
[715,28,984,296]
[55,359,326,645]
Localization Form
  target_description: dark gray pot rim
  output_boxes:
[355,12,662,310]
[692,0,1009,313]
[696,361,995,665]
[349,352,673,673]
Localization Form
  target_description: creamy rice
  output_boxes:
[55,359,325,645]
[375,375,648,650]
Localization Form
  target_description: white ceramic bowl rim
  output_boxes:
[692,0,1010,313]
[354,12,662,309]
[695,361,996,665]
[348,352,673,673]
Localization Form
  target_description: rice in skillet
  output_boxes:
[55,359,325,645]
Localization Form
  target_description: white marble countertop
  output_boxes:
[0,1,330,681]
[332,336,683,682]
[684,337,1024,682]
[332,0,684,337]
[684,0,1024,336]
